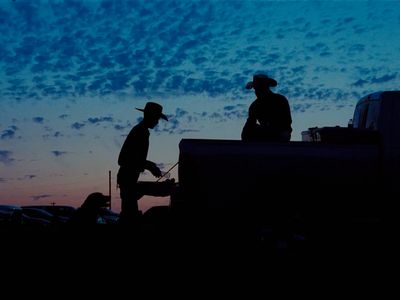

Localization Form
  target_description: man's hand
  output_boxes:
[147,161,162,177]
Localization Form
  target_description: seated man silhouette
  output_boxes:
[117,102,175,227]
[241,74,292,142]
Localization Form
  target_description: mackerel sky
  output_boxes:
[1,0,399,211]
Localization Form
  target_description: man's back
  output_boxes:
[249,92,292,133]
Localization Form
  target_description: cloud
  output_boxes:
[176,129,199,134]
[114,124,131,131]
[343,17,355,24]
[348,44,365,53]
[351,79,368,87]
[370,74,397,84]
[58,114,69,119]
[222,104,247,119]
[223,105,235,111]
[0,150,14,164]
[207,112,224,122]
[305,32,319,39]
[32,116,45,124]
[71,122,85,130]
[53,131,63,138]
[351,73,397,87]
[16,174,37,181]
[1,126,18,140]
[0,0,399,108]
[292,103,312,113]
[51,150,67,157]
[175,108,189,118]
[153,115,201,135]
[31,194,52,201]
[0,177,6,183]
[87,116,114,125]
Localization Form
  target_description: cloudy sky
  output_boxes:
[1,0,399,212]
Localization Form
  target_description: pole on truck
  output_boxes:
[156,162,179,182]
[108,170,112,210]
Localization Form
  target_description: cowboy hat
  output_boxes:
[246,74,278,89]
[135,102,168,121]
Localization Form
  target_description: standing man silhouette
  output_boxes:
[241,74,292,142]
[117,102,168,226]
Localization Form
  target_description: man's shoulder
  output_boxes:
[129,123,149,135]
[249,99,258,106]
[272,93,289,104]
[273,92,288,99]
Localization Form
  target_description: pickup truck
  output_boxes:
[168,91,400,235]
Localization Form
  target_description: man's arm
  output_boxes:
[241,104,259,141]
[144,160,162,177]
[281,96,292,131]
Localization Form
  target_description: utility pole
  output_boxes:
[108,170,112,210]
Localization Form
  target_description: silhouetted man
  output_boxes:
[117,102,168,226]
[241,74,292,142]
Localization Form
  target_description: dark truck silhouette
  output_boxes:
[160,91,399,243]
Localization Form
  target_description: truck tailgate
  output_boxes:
[177,139,381,215]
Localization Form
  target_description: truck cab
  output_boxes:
[353,91,400,144]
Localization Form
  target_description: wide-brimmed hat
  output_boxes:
[135,102,168,121]
[246,74,277,89]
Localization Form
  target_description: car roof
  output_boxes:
[22,207,55,216]
[0,205,22,210]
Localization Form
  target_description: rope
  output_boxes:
[156,161,179,182]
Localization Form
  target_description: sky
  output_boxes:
[1,0,399,212]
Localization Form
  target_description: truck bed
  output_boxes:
[176,139,382,221]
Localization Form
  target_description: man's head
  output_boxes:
[246,74,277,96]
[135,102,168,128]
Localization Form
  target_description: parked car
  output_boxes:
[0,205,51,227]
[21,207,69,225]
[22,205,76,220]
[0,205,23,225]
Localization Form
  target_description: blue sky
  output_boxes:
[1,0,399,211]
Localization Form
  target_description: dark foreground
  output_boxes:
[1,211,395,294]
[1,207,391,263]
